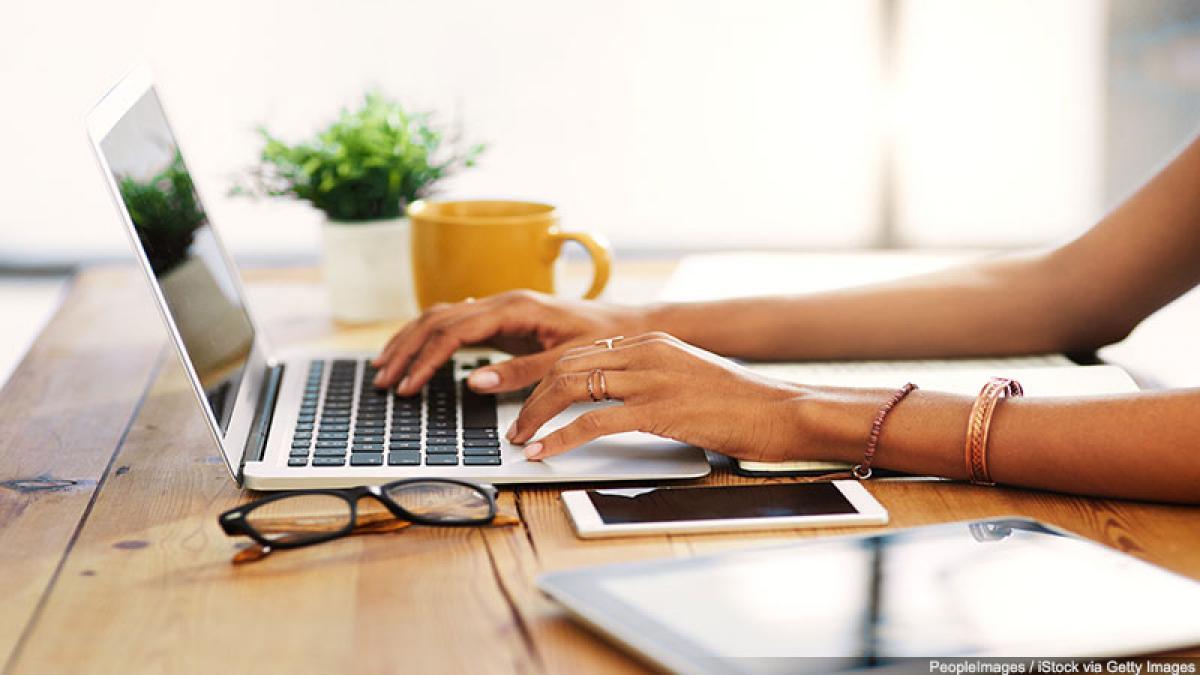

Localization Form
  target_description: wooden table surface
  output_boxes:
[2,260,1199,674]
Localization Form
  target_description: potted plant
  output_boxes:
[237,93,484,323]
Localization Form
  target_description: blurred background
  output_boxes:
[3,0,1200,384]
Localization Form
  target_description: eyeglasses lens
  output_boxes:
[384,482,492,523]
[243,494,353,544]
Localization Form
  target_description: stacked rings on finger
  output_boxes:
[594,335,624,350]
[587,369,611,402]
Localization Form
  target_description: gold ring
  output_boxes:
[593,335,625,350]
[586,369,601,402]
[464,296,477,304]
[597,369,611,401]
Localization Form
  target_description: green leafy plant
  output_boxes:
[119,150,207,274]
[235,93,484,221]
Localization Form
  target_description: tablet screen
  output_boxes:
[587,483,858,524]
[540,519,1200,673]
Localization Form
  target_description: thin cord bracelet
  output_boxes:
[853,382,918,480]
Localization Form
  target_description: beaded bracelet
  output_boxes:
[852,383,918,480]
[964,377,1024,486]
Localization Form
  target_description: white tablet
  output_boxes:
[538,518,1200,674]
[562,480,888,538]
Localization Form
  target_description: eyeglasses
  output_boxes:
[219,478,510,563]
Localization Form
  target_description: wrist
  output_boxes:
[637,302,701,344]
[791,386,895,464]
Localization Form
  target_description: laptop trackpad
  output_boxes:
[515,402,710,476]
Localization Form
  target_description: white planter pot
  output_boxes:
[159,257,254,372]
[321,217,417,324]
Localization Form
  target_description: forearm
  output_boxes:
[638,251,1119,360]
[795,386,1200,503]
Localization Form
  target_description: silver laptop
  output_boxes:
[86,66,710,490]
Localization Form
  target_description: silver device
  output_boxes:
[86,66,710,489]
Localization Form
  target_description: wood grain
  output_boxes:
[4,262,1199,674]
[0,267,163,667]
[10,356,536,674]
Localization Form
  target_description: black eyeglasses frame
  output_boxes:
[218,478,499,550]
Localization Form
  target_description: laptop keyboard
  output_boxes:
[287,358,500,468]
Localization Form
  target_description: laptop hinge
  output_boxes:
[242,364,284,467]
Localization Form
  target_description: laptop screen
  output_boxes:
[97,88,255,433]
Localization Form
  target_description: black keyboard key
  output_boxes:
[352,444,384,452]
[289,448,311,457]
[463,438,500,448]
[390,434,421,444]
[426,444,459,455]
[464,456,501,466]
[425,455,459,466]
[319,425,350,432]
[288,457,309,467]
[389,440,422,450]
[463,428,497,439]
[461,384,498,429]
[313,448,347,457]
[388,451,421,466]
[294,423,314,431]
[313,456,345,467]
[463,447,500,456]
[292,440,311,449]
[353,435,386,443]
[316,440,348,449]
[350,453,384,466]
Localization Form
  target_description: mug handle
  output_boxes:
[549,229,612,299]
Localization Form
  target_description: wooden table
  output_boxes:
[2,261,1199,674]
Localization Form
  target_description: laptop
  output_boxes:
[85,66,710,489]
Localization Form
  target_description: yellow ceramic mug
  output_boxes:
[408,200,611,308]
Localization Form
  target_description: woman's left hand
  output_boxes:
[508,332,816,462]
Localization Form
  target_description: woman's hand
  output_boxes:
[372,291,650,396]
[508,332,821,462]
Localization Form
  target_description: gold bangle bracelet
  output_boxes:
[964,377,1023,486]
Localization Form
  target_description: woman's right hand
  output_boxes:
[371,290,650,396]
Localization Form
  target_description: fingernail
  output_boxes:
[505,421,517,441]
[373,372,385,386]
[469,369,500,391]
[523,442,543,460]
[396,376,410,394]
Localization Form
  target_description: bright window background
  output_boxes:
[0,0,1193,264]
